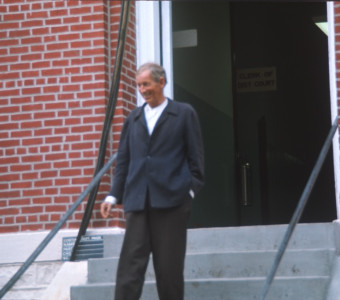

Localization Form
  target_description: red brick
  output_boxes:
[0,88,20,97]
[45,205,67,212]
[9,29,30,38]
[45,153,67,161]
[21,224,44,231]
[71,125,93,133]
[22,87,41,95]
[21,36,42,45]
[30,45,45,52]
[0,139,20,148]
[34,180,52,187]
[54,196,70,204]
[70,6,92,15]
[22,104,44,112]
[21,154,43,163]
[11,181,32,189]
[32,27,49,35]
[0,71,20,80]
[10,164,31,172]
[34,94,55,102]
[0,226,20,233]
[82,14,104,22]
[34,112,55,119]
[41,170,58,178]
[63,50,80,58]
[11,129,32,138]
[46,42,68,51]
[53,161,70,169]
[1,105,20,113]
[34,128,53,136]
[22,138,43,146]
[22,189,43,197]
[44,119,63,126]
[58,33,80,41]
[0,207,20,215]
[70,23,91,31]
[20,120,42,129]
[22,20,44,27]
[32,198,51,205]
[28,215,38,222]
[16,216,27,223]
[3,13,25,21]
[51,25,69,34]
[32,60,50,69]
[41,68,63,76]
[71,159,94,168]
[45,136,63,143]
[33,162,51,170]
[70,40,92,48]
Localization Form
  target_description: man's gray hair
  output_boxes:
[136,62,167,85]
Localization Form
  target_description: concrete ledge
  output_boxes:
[0,227,124,264]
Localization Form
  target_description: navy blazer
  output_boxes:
[109,99,204,212]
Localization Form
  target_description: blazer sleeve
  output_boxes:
[184,105,205,195]
[108,116,131,204]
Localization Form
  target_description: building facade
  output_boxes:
[1,1,340,238]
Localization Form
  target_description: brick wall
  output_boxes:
[0,0,136,233]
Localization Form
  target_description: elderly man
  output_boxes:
[101,62,204,300]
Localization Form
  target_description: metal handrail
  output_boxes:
[259,115,339,300]
[0,153,117,299]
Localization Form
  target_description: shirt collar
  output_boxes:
[145,98,168,112]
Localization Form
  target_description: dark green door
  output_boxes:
[231,2,336,225]
[172,2,336,228]
[172,2,236,227]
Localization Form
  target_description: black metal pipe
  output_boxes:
[70,0,131,261]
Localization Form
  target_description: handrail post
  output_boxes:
[259,116,338,300]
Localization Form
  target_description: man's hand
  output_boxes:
[100,202,113,219]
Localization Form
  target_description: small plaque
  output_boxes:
[236,67,277,93]
[62,235,104,261]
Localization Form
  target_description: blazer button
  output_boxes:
[147,156,151,159]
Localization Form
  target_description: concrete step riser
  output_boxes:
[71,277,330,300]
[103,223,336,257]
[89,249,334,283]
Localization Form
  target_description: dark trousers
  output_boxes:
[114,197,192,300]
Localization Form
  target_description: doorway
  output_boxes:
[172,2,336,228]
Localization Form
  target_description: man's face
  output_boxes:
[136,70,165,107]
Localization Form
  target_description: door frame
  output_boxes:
[136,1,340,220]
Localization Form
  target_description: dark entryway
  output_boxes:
[172,2,336,228]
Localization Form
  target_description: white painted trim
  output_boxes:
[135,1,173,106]
[327,2,340,219]
[161,1,174,100]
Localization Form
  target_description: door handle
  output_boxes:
[240,161,252,206]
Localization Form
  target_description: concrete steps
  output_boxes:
[71,223,337,300]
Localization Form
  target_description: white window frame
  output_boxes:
[135,1,173,106]
[327,2,340,219]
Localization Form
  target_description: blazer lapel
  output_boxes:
[134,104,149,136]
[151,99,178,136]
